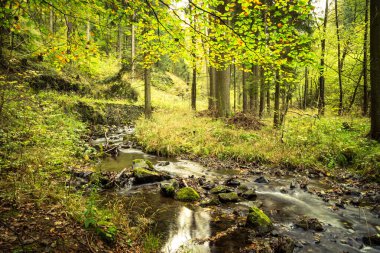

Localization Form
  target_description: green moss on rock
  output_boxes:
[132,159,154,170]
[246,206,273,235]
[210,185,234,194]
[175,187,200,202]
[218,192,239,203]
[160,180,178,197]
[133,168,162,184]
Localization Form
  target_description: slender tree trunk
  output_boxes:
[49,2,54,34]
[303,67,308,109]
[117,22,123,60]
[190,6,197,111]
[274,70,280,128]
[348,70,364,112]
[65,16,73,54]
[242,70,248,113]
[259,67,265,118]
[335,0,343,115]
[249,72,254,113]
[144,67,152,119]
[86,20,91,41]
[209,66,216,111]
[191,65,197,110]
[370,0,380,140]
[216,68,230,117]
[319,0,328,116]
[250,65,259,114]
[363,0,369,116]
[233,64,236,112]
[266,83,271,115]
[131,13,136,82]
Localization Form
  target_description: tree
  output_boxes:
[370,0,380,140]
[319,0,329,116]
[363,0,369,116]
[335,0,343,115]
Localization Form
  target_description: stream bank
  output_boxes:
[70,126,380,253]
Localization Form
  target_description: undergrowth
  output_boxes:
[135,109,380,181]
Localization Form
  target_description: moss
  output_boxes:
[218,192,239,203]
[246,206,273,234]
[133,159,154,170]
[210,185,233,194]
[175,187,200,202]
[160,180,178,197]
[133,168,162,184]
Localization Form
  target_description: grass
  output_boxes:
[135,107,380,181]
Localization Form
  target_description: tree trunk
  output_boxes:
[303,67,308,109]
[266,83,271,115]
[215,0,230,118]
[318,0,328,116]
[144,67,152,119]
[131,13,136,82]
[274,70,280,128]
[117,21,123,60]
[65,16,73,54]
[250,65,259,114]
[370,0,380,140]
[335,0,343,115]
[363,0,369,116]
[86,20,91,41]
[242,70,248,113]
[49,2,54,34]
[191,65,197,110]
[209,66,216,111]
[233,64,236,112]
[216,68,230,117]
[259,67,265,118]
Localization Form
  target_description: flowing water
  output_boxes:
[95,128,380,253]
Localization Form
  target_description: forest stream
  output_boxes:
[91,127,380,253]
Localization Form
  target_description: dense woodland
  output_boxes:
[0,0,380,252]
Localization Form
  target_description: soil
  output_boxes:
[0,196,136,253]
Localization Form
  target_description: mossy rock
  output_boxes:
[160,180,178,197]
[210,185,234,194]
[132,159,154,170]
[246,206,273,235]
[175,187,200,202]
[241,189,257,200]
[133,168,162,184]
[200,197,221,207]
[218,192,239,203]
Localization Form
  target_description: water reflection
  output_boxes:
[162,206,211,253]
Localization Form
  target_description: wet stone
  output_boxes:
[363,234,380,246]
[246,206,273,235]
[175,187,200,202]
[255,176,269,184]
[210,185,234,194]
[200,197,221,207]
[202,182,215,190]
[133,168,165,184]
[160,179,178,197]
[294,216,324,232]
[241,189,257,200]
[132,159,154,170]
[225,177,241,187]
[218,192,239,203]
[290,180,296,189]
[157,161,170,167]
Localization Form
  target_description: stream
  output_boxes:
[93,127,380,253]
